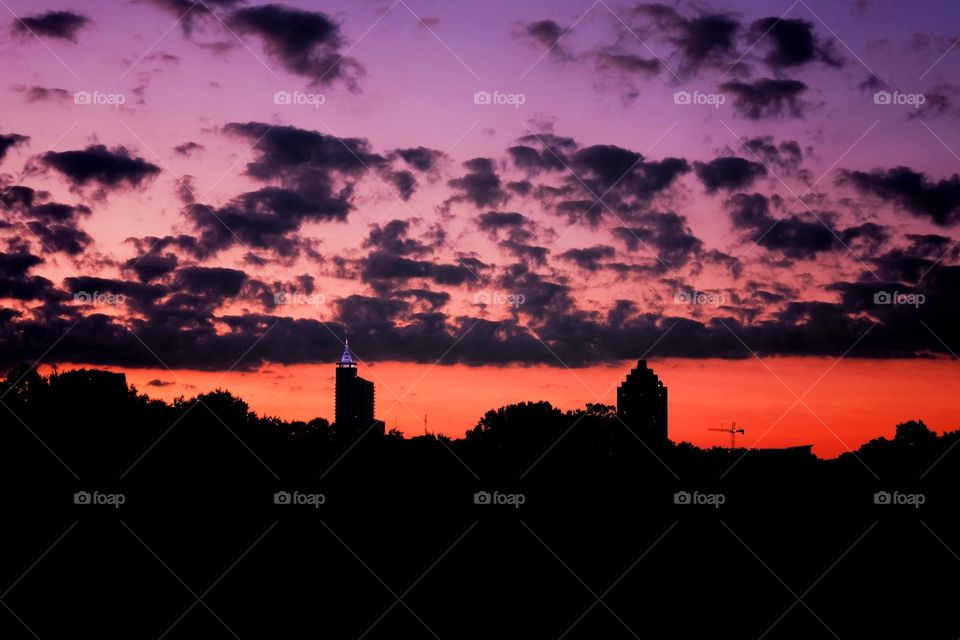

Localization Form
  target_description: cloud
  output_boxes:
[123,253,179,283]
[0,251,57,301]
[446,158,510,209]
[10,85,71,103]
[37,145,162,192]
[725,193,854,259]
[391,146,446,172]
[631,3,741,76]
[837,166,960,226]
[557,245,616,271]
[0,132,30,164]
[11,10,91,42]
[612,211,704,271]
[146,379,174,387]
[173,141,205,157]
[694,157,768,193]
[522,19,571,59]
[140,0,243,37]
[720,78,810,120]
[227,4,364,88]
[740,136,804,172]
[749,17,842,69]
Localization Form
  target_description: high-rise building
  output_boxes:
[334,339,382,437]
[616,360,668,443]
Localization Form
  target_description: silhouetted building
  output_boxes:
[617,360,668,443]
[335,340,384,437]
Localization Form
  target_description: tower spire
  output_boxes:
[338,338,355,367]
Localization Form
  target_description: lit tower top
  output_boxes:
[338,338,356,368]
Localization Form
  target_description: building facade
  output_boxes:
[334,340,382,436]
[616,360,668,444]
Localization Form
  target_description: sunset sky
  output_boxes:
[3,0,960,456]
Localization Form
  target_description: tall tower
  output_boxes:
[616,360,668,444]
[334,339,381,436]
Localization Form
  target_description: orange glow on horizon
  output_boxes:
[43,357,960,459]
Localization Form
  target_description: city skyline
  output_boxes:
[3,0,960,457]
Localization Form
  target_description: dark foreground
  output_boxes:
[2,368,958,638]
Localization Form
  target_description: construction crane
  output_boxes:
[709,422,745,449]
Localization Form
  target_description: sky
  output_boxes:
[2,0,960,456]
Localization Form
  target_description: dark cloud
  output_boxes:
[184,122,390,256]
[632,4,740,76]
[498,240,550,265]
[141,0,244,37]
[359,219,479,288]
[557,245,616,271]
[364,220,432,257]
[720,78,810,120]
[123,253,179,283]
[37,145,161,191]
[741,136,803,172]
[523,20,570,59]
[837,166,960,226]
[173,141,205,157]
[446,158,509,209]
[24,202,91,223]
[26,222,91,255]
[749,17,842,69]
[612,211,704,271]
[391,146,445,172]
[726,193,849,259]
[11,10,90,42]
[507,133,578,174]
[0,251,56,301]
[228,4,363,88]
[174,266,247,297]
[694,157,768,193]
[11,85,71,103]
[146,379,174,387]
[0,133,29,164]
